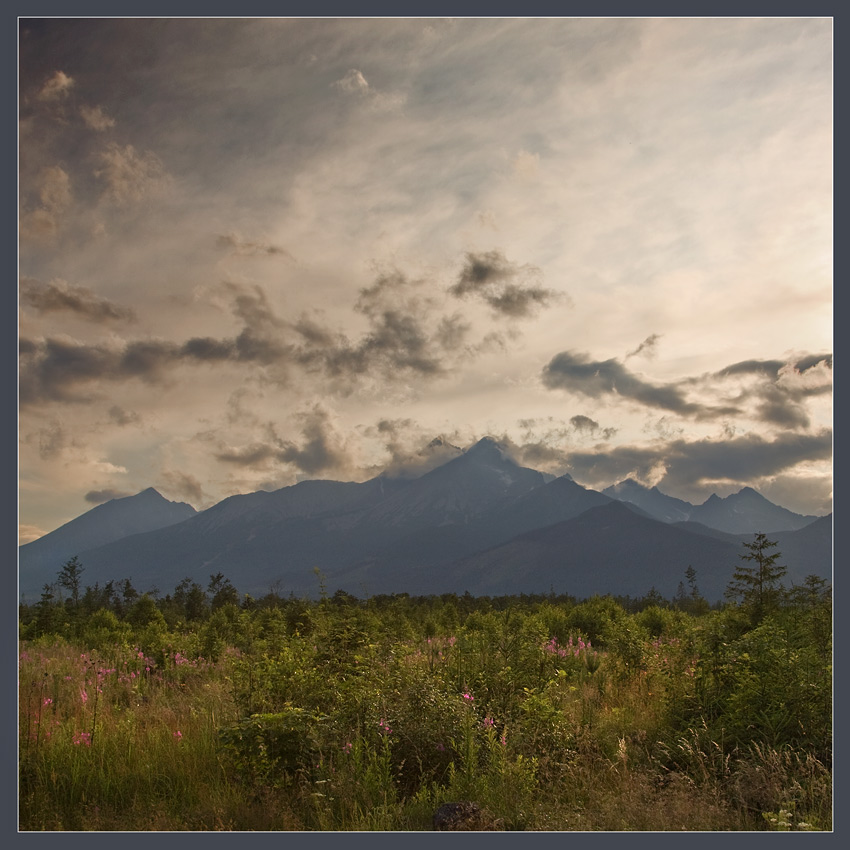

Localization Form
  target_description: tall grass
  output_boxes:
[18,598,831,831]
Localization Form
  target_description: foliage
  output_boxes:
[724,533,788,625]
[17,547,832,831]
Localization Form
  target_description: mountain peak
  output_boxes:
[137,487,164,499]
[465,436,508,459]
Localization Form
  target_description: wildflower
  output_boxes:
[43,697,53,707]
[462,692,473,701]
[80,688,88,705]
[378,718,393,735]
[73,731,92,747]
[173,730,183,740]
[436,742,446,752]
[483,716,495,728]
[342,741,352,754]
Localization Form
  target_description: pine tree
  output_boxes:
[724,532,787,624]
[57,556,84,609]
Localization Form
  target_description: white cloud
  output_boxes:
[94,143,170,204]
[80,104,116,131]
[37,70,74,100]
[333,68,370,95]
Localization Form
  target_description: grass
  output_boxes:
[18,597,832,831]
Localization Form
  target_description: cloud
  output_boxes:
[108,405,141,426]
[37,70,74,101]
[215,233,294,260]
[19,524,48,545]
[542,350,729,418]
[79,104,116,131]
[449,250,560,318]
[512,149,540,179]
[626,333,661,360]
[31,420,69,460]
[158,471,206,506]
[94,143,170,204]
[20,166,72,241]
[332,68,406,111]
[366,420,463,479]
[543,350,832,428]
[21,278,137,323]
[278,406,352,475]
[333,68,370,95]
[564,429,833,496]
[215,405,353,478]
[570,414,618,440]
[85,488,131,504]
[711,354,832,428]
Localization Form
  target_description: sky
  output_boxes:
[18,17,833,542]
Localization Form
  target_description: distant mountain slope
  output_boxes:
[17,440,831,603]
[604,479,820,534]
[19,489,196,597]
[440,502,832,602]
[358,437,545,529]
[443,501,745,602]
[764,514,833,586]
[603,479,692,523]
[689,487,819,534]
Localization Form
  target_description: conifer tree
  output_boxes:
[724,532,787,624]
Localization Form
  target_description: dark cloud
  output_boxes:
[712,354,832,428]
[542,350,728,418]
[626,333,661,359]
[85,488,131,504]
[20,257,563,408]
[277,407,350,475]
[215,233,294,260]
[449,250,561,318]
[215,407,352,478]
[108,405,141,426]
[543,349,831,428]
[564,429,833,495]
[373,424,464,480]
[32,420,68,460]
[158,471,205,506]
[570,414,617,440]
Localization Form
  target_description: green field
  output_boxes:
[19,546,831,831]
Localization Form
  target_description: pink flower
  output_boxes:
[80,688,88,705]
[342,741,352,754]
[73,731,91,747]
[483,716,494,728]
[43,697,53,707]
[462,692,473,701]
[173,730,182,740]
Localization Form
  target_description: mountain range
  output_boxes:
[18,437,832,603]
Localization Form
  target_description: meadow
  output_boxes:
[18,562,832,831]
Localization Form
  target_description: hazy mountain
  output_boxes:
[604,479,820,534]
[18,489,196,599]
[359,437,545,530]
[603,479,692,523]
[443,500,830,602]
[18,440,831,603]
[689,487,819,534]
[759,515,833,587]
